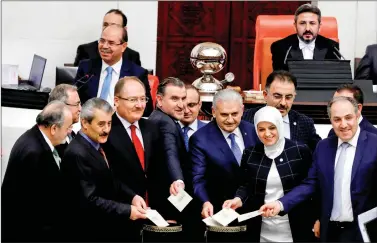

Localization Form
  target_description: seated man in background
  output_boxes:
[243,70,321,152]
[2,101,72,242]
[74,9,141,66]
[355,44,377,85]
[48,84,81,157]
[74,25,153,116]
[271,3,339,71]
[178,84,206,151]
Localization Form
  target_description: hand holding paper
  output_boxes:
[211,208,239,226]
[168,188,192,212]
[146,209,169,227]
[237,210,262,222]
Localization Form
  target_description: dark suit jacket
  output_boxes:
[271,34,340,71]
[74,40,141,66]
[328,117,377,137]
[242,106,322,151]
[60,133,136,242]
[2,125,64,242]
[190,120,258,212]
[279,130,377,242]
[55,131,76,158]
[74,57,153,116]
[236,139,314,242]
[355,44,377,84]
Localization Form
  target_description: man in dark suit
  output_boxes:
[48,84,81,157]
[178,84,206,151]
[60,98,147,242]
[260,96,377,242]
[74,25,153,116]
[243,70,321,151]
[355,44,377,85]
[271,4,339,71]
[74,9,141,66]
[328,84,377,137]
[191,89,258,218]
[2,101,73,242]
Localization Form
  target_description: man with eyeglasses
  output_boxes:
[48,84,81,157]
[242,70,321,151]
[74,24,153,116]
[74,9,141,67]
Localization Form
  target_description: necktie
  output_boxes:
[228,133,242,165]
[52,148,61,168]
[130,125,145,171]
[99,66,113,100]
[331,142,351,219]
[182,126,190,151]
[98,147,109,168]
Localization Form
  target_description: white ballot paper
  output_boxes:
[168,189,193,212]
[238,210,262,222]
[211,208,239,226]
[146,209,169,227]
[202,217,223,227]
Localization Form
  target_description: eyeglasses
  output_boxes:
[117,96,149,104]
[98,38,124,48]
[65,101,81,107]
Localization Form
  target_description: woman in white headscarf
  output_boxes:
[223,106,315,242]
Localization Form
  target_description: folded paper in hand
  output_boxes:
[168,188,192,212]
[237,210,262,222]
[211,208,239,226]
[146,209,169,227]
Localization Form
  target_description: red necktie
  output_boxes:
[130,125,148,205]
[98,147,109,168]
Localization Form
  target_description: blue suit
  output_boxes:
[74,58,153,116]
[197,119,206,130]
[279,130,377,242]
[190,120,258,212]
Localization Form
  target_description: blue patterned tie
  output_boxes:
[331,142,351,219]
[99,66,113,100]
[182,126,190,151]
[228,133,242,165]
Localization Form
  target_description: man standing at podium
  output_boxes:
[271,3,340,71]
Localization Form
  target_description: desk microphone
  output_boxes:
[284,45,292,65]
[333,45,346,60]
[74,74,94,90]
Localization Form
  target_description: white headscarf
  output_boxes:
[254,106,285,160]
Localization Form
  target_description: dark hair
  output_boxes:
[336,84,364,105]
[265,70,297,90]
[157,77,185,96]
[294,3,321,24]
[114,76,145,96]
[106,9,127,27]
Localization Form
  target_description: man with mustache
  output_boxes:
[243,70,321,152]
[271,3,340,71]
[74,25,153,116]
[60,98,147,242]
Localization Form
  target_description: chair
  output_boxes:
[253,15,339,90]
[148,74,159,108]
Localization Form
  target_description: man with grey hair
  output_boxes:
[190,89,258,219]
[259,96,377,242]
[60,98,147,242]
[2,101,73,242]
[271,3,339,71]
[49,84,81,156]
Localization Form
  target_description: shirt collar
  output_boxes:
[218,125,242,140]
[337,126,361,148]
[297,36,316,51]
[101,58,122,75]
[116,112,140,131]
[38,128,54,152]
[178,119,198,132]
[79,131,100,150]
[282,115,290,124]
[359,115,363,124]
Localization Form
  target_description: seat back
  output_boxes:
[148,74,159,108]
[253,15,339,90]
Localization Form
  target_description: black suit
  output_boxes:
[355,44,377,84]
[60,132,136,242]
[2,125,64,242]
[243,106,322,151]
[271,34,339,71]
[328,117,377,137]
[74,40,141,66]
[55,131,76,158]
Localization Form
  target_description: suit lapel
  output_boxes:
[76,133,109,170]
[88,59,102,98]
[288,111,298,141]
[119,59,131,78]
[351,131,367,182]
[239,121,253,148]
[326,137,338,197]
[314,36,329,60]
[33,125,60,171]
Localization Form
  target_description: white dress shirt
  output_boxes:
[282,115,291,139]
[116,112,144,149]
[97,58,122,107]
[219,126,245,156]
[38,128,60,168]
[330,126,361,222]
[178,119,199,138]
[298,37,316,60]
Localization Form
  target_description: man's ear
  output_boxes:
[50,124,57,136]
[156,94,163,108]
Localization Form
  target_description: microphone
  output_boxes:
[284,45,292,65]
[333,45,346,60]
[73,74,94,90]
